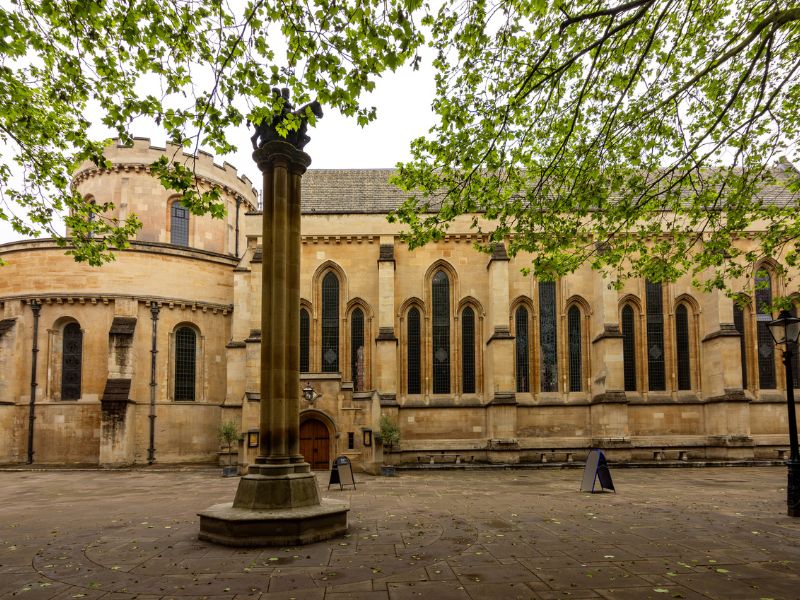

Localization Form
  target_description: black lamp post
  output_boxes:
[767,309,800,517]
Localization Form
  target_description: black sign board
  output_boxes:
[328,455,356,490]
[580,449,615,493]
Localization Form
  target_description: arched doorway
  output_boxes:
[300,418,331,470]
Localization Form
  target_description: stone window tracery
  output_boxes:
[407,307,421,395]
[515,306,530,393]
[321,271,340,373]
[567,305,582,392]
[351,307,365,391]
[645,280,666,391]
[675,303,691,390]
[170,200,190,246]
[461,306,475,394]
[539,281,558,392]
[174,326,196,401]
[431,270,450,394]
[61,322,82,401]
[622,304,638,392]
[755,268,776,389]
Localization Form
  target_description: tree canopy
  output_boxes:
[0,0,424,264]
[394,0,800,300]
[1,0,798,301]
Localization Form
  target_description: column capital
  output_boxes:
[253,140,312,174]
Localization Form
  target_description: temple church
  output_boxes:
[0,138,798,471]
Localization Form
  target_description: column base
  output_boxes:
[232,463,319,509]
[198,498,349,546]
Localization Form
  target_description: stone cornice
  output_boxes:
[1,294,232,315]
[301,235,379,245]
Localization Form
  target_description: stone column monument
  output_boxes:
[198,92,348,546]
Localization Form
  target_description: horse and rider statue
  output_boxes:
[250,88,323,152]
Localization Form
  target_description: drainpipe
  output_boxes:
[234,195,243,258]
[148,301,160,464]
[27,300,41,464]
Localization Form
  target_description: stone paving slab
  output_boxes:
[1,467,799,599]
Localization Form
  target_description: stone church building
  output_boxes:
[0,139,798,471]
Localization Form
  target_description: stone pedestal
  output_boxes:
[199,139,348,546]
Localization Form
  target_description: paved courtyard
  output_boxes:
[1,467,800,600]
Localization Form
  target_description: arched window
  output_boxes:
[515,306,530,393]
[299,308,310,373]
[461,306,475,394]
[351,308,365,391]
[432,270,450,394]
[621,305,637,391]
[755,269,776,389]
[539,281,558,392]
[675,304,691,390]
[567,305,582,392]
[61,322,83,400]
[174,326,196,401]
[733,302,748,389]
[407,307,421,394]
[645,280,666,391]
[170,201,190,246]
[321,272,339,373]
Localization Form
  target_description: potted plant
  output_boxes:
[218,420,239,477]
[379,415,400,476]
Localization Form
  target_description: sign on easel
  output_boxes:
[328,456,356,490]
[580,449,615,493]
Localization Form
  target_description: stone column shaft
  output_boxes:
[258,165,275,459]
[204,139,347,546]
[287,169,302,461]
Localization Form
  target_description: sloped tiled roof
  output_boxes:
[302,169,409,214]
[299,167,798,214]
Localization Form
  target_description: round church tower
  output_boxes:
[72,138,257,254]
[0,140,257,466]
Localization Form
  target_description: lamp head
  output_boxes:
[302,383,317,403]
[768,310,800,346]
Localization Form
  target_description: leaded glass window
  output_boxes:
[321,272,339,373]
[733,302,748,389]
[300,308,310,373]
[755,270,776,389]
[174,326,196,401]
[568,305,582,392]
[539,281,558,392]
[351,308,365,391]
[675,304,691,390]
[462,307,475,394]
[432,271,450,394]
[622,305,637,391]
[61,322,82,400]
[515,306,530,392]
[645,280,666,391]
[170,201,189,246]
[407,307,421,394]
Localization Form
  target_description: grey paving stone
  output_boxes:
[0,467,799,600]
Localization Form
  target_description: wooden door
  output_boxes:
[300,419,330,470]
